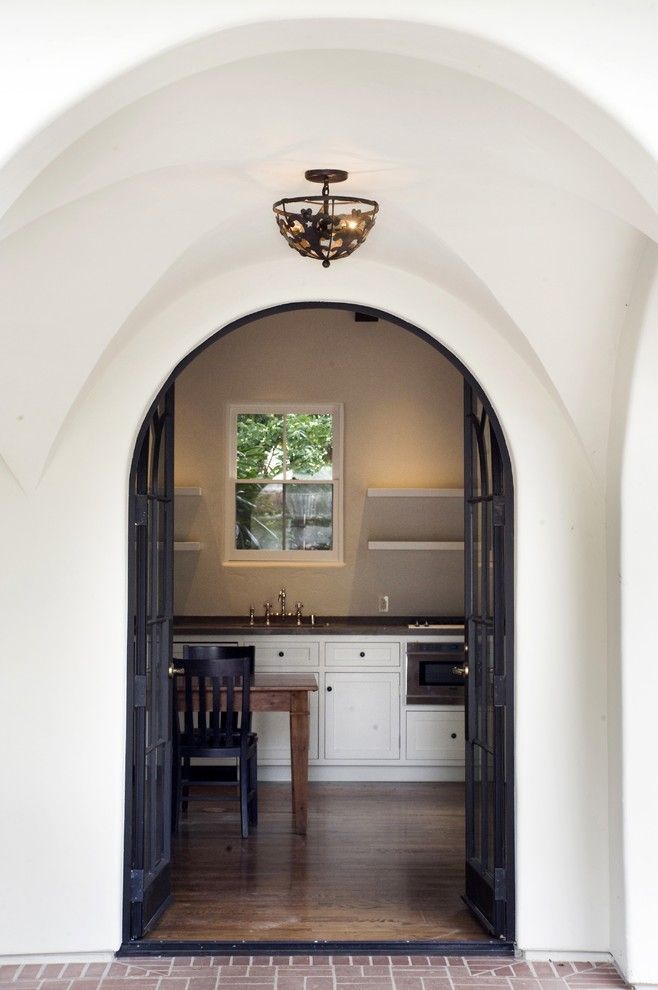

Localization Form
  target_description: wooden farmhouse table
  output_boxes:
[175,672,318,835]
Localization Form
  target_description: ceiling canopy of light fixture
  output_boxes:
[272,169,379,268]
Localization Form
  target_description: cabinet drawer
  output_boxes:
[405,709,465,763]
[245,639,319,668]
[325,641,400,667]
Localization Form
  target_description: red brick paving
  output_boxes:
[0,958,627,990]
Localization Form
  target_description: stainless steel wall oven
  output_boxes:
[406,640,466,705]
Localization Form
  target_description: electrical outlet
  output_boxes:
[378,594,389,613]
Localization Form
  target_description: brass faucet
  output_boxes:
[278,587,287,618]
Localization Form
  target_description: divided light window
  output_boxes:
[228,404,343,562]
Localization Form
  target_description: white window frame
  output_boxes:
[226,403,343,564]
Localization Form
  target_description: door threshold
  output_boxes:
[119,939,514,957]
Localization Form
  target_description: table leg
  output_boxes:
[289,691,310,835]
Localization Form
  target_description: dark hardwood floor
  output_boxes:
[148,781,486,942]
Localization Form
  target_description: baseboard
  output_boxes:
[0,952,114,963]
[258,765,465,782]
[521,950,614,962]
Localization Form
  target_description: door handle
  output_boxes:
[452,664,469,677]
[168,664,185,678]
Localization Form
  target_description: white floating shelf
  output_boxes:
[367,540,464,551]
[367,488,464,498]
[174,486,203,496]
[174,541,204,551]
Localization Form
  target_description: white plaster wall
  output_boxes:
[0,262,610,956]
[1,2,657,981]
[610,246,658,985]
[174,309,465,617]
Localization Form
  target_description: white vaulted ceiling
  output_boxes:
[0,42,652,488]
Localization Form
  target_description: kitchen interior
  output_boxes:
[151,306,485,943]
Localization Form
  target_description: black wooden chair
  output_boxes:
[173,646,257,839]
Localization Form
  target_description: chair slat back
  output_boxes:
[184,642,255,674]
[176,646,254,753]
[183,643,255,732]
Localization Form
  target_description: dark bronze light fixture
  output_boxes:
[273,169,378,268]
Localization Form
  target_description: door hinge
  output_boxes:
[130,869,144,903]
[493,496,506,526]
[494,867,507,900]
[133,675,147,708]
[134,494,148,526]
[493,674,507,707]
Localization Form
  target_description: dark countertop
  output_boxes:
[173,615,465,637]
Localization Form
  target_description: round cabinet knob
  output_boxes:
[359,651,365,657]
[278,651,284,657]
[451,732,457,739]
[327,685,333,692]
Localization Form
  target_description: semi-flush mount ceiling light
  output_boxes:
[273,169,378,268]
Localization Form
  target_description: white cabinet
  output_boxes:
[252,675,320,763]
[324,671,400,761]
[173,632,464,778]
[405,709,465,762]
[245,639,319,667]
[325,641,399,667]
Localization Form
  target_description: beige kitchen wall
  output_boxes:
[174,308,464,615]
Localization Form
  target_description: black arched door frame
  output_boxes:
[122,301,515,951]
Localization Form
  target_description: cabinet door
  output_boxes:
[405,709,465,762]
[252,672,320,763]
[324,671,400,761]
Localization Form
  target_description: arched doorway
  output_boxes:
[122,302,515,952]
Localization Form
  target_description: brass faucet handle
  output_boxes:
[295,601,304,625]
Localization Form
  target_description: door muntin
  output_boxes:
[126,387,175,939]
[463,382,514,939]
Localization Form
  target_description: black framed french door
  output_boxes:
[122,302,515,951]
[463,381,515,939]
[124,384,175,940]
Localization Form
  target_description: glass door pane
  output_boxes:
[463,380,514,939]
[128,386,175,939]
